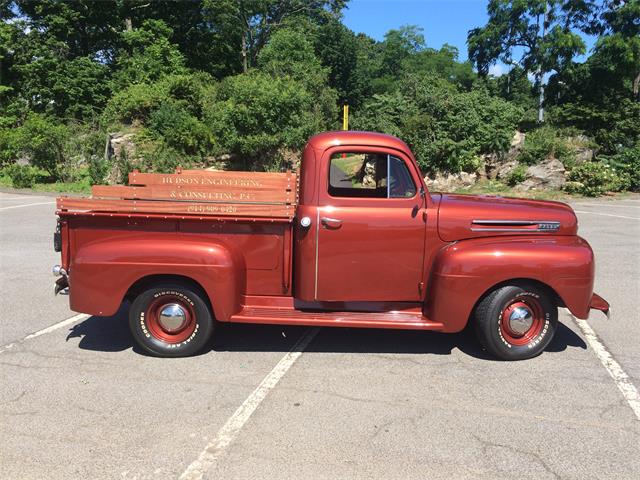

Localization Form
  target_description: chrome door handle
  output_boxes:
[321,217,342,228]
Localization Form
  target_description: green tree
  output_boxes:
[203,0,346,73]
[468,0,589,122]
[113,20,188,88]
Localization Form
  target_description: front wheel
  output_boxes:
[129,283,215,357]
[473,283,558,360]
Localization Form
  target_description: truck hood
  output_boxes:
[434,194,578,242]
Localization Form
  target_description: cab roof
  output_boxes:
[306,131,412,155]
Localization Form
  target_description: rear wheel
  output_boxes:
[474,283,557,360]
[129,283,214,357]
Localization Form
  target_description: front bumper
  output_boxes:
[589,293,610,319]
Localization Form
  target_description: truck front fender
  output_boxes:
[69,234,245,319]
[424,236,595,332]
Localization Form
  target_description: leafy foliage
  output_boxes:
[564,161,630,196]
[0,0,637,197]
[518,126,573,165]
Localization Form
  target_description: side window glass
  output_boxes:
[328,153,387,198]
[328,152,416,199]
[388,155,417,198]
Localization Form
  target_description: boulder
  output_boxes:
[494,160,519,181]
[425,171,478,192]
[568,134,595,164]
[484,130,526,179]
[106,132,136,161]
[515,158,566,191]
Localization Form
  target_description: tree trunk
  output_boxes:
[537,2,547,123]
[537,70,545,123]
[125,18,132,32]
[241,31,248,73]
[633,71,640,99]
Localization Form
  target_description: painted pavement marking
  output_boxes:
[0,313,90,353]
[571,315,640,421]
[0,201,55,211]
[573,210,640,221]
[179,327,320,480]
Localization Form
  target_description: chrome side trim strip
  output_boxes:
[471,227,558,232]
[472,219,560,226]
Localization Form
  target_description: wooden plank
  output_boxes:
[91,184,294,204]
[128,170,296,192]
[57,197,294,218]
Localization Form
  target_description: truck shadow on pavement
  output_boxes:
[66,305,587,360]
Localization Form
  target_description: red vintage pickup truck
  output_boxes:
[53,131,609,360]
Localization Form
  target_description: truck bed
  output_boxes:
[56,169,297,220]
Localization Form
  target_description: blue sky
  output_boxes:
[342,0,489,59]
[342,0,597,75]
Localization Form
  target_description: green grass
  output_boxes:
[0,175,91,194]
[450,179,633,201]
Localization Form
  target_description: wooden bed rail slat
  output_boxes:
[57,197,295,218]
[91,184,294,204]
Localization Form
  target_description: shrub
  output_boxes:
[147,103,214,156]
[3,164,48,188]
[352,76,523,174]
[604,145,640,192]
[13,114,68,176]
[88,156,111,185]
[140,145,194,174]
[205,71,334,166]
[506,164,527,186]
[564,162,630,196]
[518,126,573,165]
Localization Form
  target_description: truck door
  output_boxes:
[314,148,426,301]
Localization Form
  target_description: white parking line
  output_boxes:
[574,210,640,220]
[179,327,320,480]
[0,197,47,200]
[0,313,90,353]
[572,315,640,421]
[0,201,55,211]
[573,203,640,209]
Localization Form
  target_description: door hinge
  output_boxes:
[418,281,425,295]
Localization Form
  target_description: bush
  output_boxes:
[352,77,523,173]
[88,156,111,185]
[205,71,334,166]
[564,162,630,196]
[140,145,194,174]
[518,126,573,165]
[3,164,48,188]
[506,164,527,186]
[604,145,640,192]
[147,103,214,156]
[12,114,68,176]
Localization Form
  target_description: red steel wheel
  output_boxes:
[144,295,196,344]
[499,297,545,346]
[473,282,558,360]
[129,283,215,357]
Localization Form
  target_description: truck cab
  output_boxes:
[54,131,609,360]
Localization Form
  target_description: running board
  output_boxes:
[229,307,444,330]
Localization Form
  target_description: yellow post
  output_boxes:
[342,104,349,131]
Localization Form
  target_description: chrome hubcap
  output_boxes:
[158,304,187,332]
[508,306,534,335]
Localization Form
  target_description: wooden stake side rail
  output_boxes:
[91,184,294,204]
[57,197,295,218]
[58,170,298,220]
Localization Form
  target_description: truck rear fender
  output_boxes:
[69,236,245,320]
[424,236,595,332]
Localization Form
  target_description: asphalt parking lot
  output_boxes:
[1,190,639,480]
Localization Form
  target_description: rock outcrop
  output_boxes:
[515,158,566,191]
